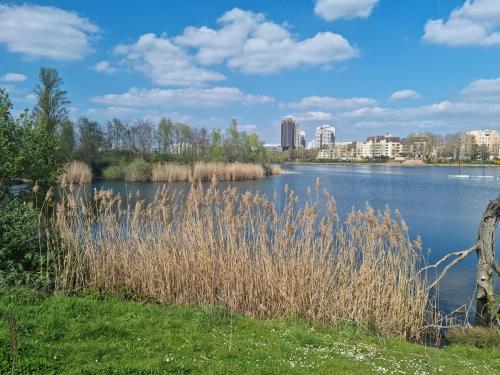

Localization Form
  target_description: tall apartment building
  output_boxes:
[315,125,336,149]
[281,117,299,151]
[299,131,306,149]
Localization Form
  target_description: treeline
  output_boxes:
[0,67,272,192]
[68,117,269,176]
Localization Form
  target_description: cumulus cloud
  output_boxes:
[460,77,500,101]
[423,0,500,46]
[287,111,334,123]
[91,87,274,108]
[1,73,27,82]
[115,33,225,87]
[92,60,116,74]
[389,89,422,101]
[289,96,376,109]
[0,4,98,61]
[314,0,379,21]
[175,8,358,74]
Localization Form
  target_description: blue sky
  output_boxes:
[1,0,500,143]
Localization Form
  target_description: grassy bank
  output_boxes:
[1,289,498,374]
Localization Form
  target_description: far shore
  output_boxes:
[284,161,500,168]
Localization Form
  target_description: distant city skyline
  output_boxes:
[2,1,500,143]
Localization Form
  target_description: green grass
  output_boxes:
[0,289,499,374]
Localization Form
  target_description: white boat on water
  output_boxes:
[448,175,470,179]
[470,175,495,179]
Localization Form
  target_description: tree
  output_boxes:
[157,118,174,153]
[0,89,19,196]
[33,68,70,134]
[18,115,64,190]
[105,118,127,150]
[75,117,103,167]
[133,120,153,158]
[426,196,500,326]
[59,119,75,158]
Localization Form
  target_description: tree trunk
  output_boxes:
[475,195,500,325]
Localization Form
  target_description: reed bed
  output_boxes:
[151,163,191,182]
[270,165,284,175]
[59,160,92,185]
[52,180,431,340]
[192,162,265,181]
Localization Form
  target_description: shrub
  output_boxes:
[0,197,48,288]
[125,160,152,182]
[103,164,127,180]
[59,160,92,185]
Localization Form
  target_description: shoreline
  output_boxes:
[283,161,500,168]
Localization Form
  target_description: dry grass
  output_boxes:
[52,180,431,340]
[151,163,191,182]
[59,161,92,186]
[192,162,264,181]
[270,165,284,175]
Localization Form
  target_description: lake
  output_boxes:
[91,163,500,311]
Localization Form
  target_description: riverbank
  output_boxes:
[1,289,498,374]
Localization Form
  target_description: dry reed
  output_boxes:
[270,165,284,175]
[192,162,265,181]
[151,163,191,182]
[52,180,432,340]
[59,161,92,186]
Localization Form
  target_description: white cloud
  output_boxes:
[0,4,98,61]
[1,72,27,82]
[92,60,116,74]
[91,87,274,108]
[115,33,225,86]
[423,0,500,46]
[314,0,379,21]
[289,96,376,109]
[287,111,334,123]
[175,8,358,74]
[460,77,500,100]
[389,89,422,101]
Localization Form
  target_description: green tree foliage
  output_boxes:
[0,89,19,196]
[157,118,174,153]
[59,119,75,158]
[75,117,103,168]
[33,67,70,134]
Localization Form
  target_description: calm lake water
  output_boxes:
[91,164,500,311]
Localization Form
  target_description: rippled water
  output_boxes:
[90,163,500,310]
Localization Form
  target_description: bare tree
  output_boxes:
[427,196,500,325]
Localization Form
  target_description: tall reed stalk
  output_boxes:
[52,180,431,340]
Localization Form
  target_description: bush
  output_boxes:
[125,159,152,181]
[0,197,48,288]
[446,327,500,348]
[103,164,127,180]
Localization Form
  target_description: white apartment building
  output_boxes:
[465,129,500,158]
[315,125,336,149]
[316,139,403,160]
